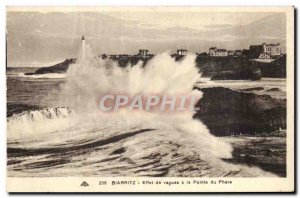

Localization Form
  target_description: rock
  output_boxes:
[7,103,43,117]
[25,58,76,75]
[211,70,261,81]
[196,55,286,78]
[25,54,286,79]
[240,87,264,91]
[266,87,281,92]
[193,87,286,136]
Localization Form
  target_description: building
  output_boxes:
[119,54,131,59]
[137,49,154,59]
[225,50,242,57]
[263,43,281,56]
[209,47,217,56]
[109,55,117,59]
[138,49,149,57]
[257,53,271,59]
[249,43,281,58]
[209,47,228,57]
[177,49,188,56]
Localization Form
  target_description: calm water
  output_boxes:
[196,78,286,99]
[7,68,64,107]
[7,68,286,107]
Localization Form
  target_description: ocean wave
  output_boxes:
[7,51,278,177]
[7,107,72,142]
[17,72,66,79]
[7,107,276,177]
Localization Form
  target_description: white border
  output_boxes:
[1,0,298,197]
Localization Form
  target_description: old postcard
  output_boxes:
[6,6,294,192]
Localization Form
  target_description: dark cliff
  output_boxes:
[25,59,76,75]
[25,54,286,79]
[195,54,286,78]
[194,87,286,136]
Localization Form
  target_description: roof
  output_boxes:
[216,49,227,52]
[177,49,188,51]
[253,43,280,47]
[265,43,280,46]
[250,45,262,48]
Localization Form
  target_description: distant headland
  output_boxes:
[25,41,286,80]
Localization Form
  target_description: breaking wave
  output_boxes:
[7,41,276,177]
[17,72,66,79]
[7,107,72,142]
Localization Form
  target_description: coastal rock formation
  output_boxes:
[25,58,76,75]
[210,70,261,81]
[194,87,286,136]
[7,103,42,117]
[24,54,286,79]
[196,55,286,78]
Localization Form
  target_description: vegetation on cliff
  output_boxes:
[196,54,286,79]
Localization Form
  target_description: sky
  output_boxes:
[6,8,286,67]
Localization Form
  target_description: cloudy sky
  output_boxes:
[7,8,286,67]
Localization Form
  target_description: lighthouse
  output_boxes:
[81,35,86,61]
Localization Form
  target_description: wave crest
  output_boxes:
[7,107,72,141]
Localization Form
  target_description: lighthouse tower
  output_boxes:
[81,35,86,61]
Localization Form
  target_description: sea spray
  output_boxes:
[7,107,72,142]
[46,43,234,161]
[7,40,276,177]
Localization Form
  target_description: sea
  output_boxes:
[6,55,286,177]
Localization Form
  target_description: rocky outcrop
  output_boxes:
[210,70,261,81]
[25,58,76,75]
[194,87,286,136]
[196,55,286,78]
[24,54,286,79]
[253,55,287,78]
[7,103,43,117]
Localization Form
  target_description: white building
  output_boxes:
[209,47,228,57]
[138,49,149,57]
[249,43,281,58]
[263,43,281,56]
[177,49,188,56]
